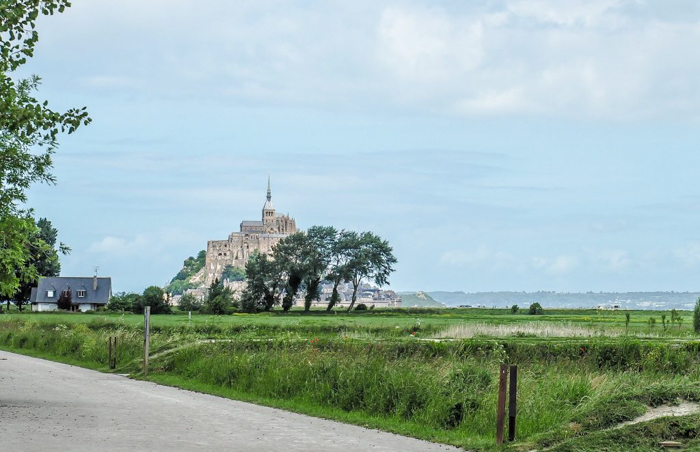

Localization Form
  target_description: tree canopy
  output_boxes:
[0,1,90,297]
[240,226,396,313]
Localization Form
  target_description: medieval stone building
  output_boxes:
[203,178,297,284]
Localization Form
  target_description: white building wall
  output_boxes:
[33,303,58,312]
[78,303,95,312]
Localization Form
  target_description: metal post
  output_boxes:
[508,365,518,442]
[496,363,508,445]
[143,306,150,375]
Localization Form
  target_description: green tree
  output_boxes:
[528,302,543,315]
[107,292,139,312]
[344,232,397,312]
[134,286,171,314]
[12,217,68,310]
[671,309,678,326]
[625,312,631,333]
[325,230,356,312]
[0,1,90,298]
[301,226,336,312]
[56,289,71,310]
[177,293,202,312]
[510,304,519,314]
[221,265,245,282]
[203,279,235,315]
[273,233,307,312]
[694,297,700,334]
[0,215,38,300]
[241,253,284,312]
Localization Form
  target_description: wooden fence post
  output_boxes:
[143,306,150,375]
[108,336,113,369]
[508,365,518,442]
[496,363,508,445]
[108,336,117,370]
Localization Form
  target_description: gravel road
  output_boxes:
[0,350,462,451]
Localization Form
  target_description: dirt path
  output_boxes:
[0,350,461,452]
[616,401,700,429]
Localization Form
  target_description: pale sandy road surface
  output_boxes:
[0,350,463,452]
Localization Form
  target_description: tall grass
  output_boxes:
[1,316,699,450]
[436,322,655,338]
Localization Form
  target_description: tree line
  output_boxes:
[241,226,397,313]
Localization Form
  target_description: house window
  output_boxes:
[47,290,55,298]
[77,290,86,298]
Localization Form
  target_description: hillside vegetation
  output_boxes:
[165,250,206,294]
[397,291,445,308]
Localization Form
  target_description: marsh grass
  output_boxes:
[1,314,699,450]
[436,322,659,339]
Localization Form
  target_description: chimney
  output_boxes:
[93,275,98,291]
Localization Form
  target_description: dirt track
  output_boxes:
[0,350,461,451]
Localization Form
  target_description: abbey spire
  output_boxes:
[262,175,275,224]
[266,174,272,201]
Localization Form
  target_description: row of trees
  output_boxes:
[241,226,397,313]
[107,280,239,315]
[0,1,90,302]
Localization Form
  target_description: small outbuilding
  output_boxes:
[30,276,112,312]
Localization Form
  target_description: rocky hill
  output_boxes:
[396,291,446,308]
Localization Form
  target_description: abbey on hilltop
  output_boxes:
[203,177,297,284]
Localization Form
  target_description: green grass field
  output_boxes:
[4,307,694,336]
[1,308,698,451]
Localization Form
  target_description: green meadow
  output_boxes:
[1,308,699,451]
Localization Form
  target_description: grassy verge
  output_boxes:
[1,314,699,451]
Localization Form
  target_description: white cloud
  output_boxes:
[376,6,484,83]
[88,235,149,257]
[547,256,579,274]
[37,0,700,120]
[440,246,515,268]
[588,249,632,271]
[531,255,579,274]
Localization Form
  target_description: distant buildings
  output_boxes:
[30,276,112,312]
[311,282,402,308]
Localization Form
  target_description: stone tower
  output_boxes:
[262,175,276,233]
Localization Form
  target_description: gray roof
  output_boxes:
[241,221,263,227]
[31,277,112,304]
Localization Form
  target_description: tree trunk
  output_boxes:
[326,279,341,312]
[346,282,359,312]
[304,278,321,312]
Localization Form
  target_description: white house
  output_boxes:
[30,276,112,312]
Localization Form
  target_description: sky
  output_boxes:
[18,0,700,294]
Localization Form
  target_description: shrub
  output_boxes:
[511,304,519,314]
[694,297,700,334]
[528,302,543,315]
[134,286,171,314]
[107,292,139,312]
[355,303,368,311]
[178,293,202,312]
[57,290,72,310]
